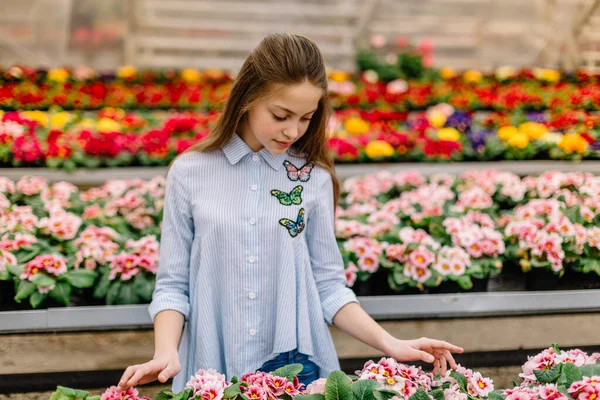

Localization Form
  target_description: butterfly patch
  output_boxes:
[283,160,314,182]
[279,208,305,238]
[271,185,303,206]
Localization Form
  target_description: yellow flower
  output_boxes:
[427,110,447,128]
[50,111,72,129]
[0,111,4,120]
[559,133,589,154]
[21,111,49,127]
[437,127,461,142]
[48,68,69,83]
[329,70,350,83]
[117,65,137,79]
[344,117,370,136]
[97,118,122,132]
[508,132,530,149]
[181,68,201,83]
[535,68,560,83]
[498,126,518,141]
[365,140,394,159]
[495,66,516,81]
[518,122,548,140]
[463,69,482,84]
[440,67,457,80]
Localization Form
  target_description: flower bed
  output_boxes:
[1,170,600,309]
[338,170,600,294]
[48,346,600,400]
[5,65,600,112]
[1,107,599,170]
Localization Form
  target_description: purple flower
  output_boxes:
[446,112,472,132]
[468,130,494,152]
[526,111,547,123]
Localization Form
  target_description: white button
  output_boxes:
[251,184,258,191]
[248,256,256,263]
[249,292,256,299]
[252,154,259,161]
[249,329,257,336]
[249,218,256,225]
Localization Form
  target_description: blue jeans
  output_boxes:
[258,349,320,387]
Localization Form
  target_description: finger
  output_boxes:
[432,358,440,376]
[414,348,435,364]
[127,364,157,387]
[443,349,458,370]
[157,364,179,383]
[118,366,138,390]
[439,355,447,377]
[424,339,464,354]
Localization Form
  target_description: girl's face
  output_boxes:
[238,81,322,154]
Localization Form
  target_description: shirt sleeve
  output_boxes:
[148,158,194,321]
[306,170,359,325]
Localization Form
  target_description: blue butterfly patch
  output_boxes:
[279,208,305,238]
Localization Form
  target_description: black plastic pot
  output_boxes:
[525,268,560,291]
[351,269,395,296]
[429,276,489,294]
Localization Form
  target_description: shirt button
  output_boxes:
[251,184,258,191]
[249,292,256,299]
[252,154,259,162]
[248,256,256,263]
[249,218,256,225]
[249,329,257,336]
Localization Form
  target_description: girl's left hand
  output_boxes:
[381,337,464,376]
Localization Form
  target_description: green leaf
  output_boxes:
[94,269,111,299]
[63,269,97,288]
[30,291,47,308]
[351,379,379,400]
[272,364,304,381]
[223,382,243,399]
[557,362,583,389]
[154,389,175,400]
[0,268,9,281]
[456,275,473,290]
[32,273,56,287]
[430,389,445,400]
[552,344,561,354]
[408,388,430,400]
[7,263,23,277]
[580,364,600,378]
[450,371,468,392]
[49,281,72,306]
[119,283,142,305]
[133,273,155,301]
[56,386,89,399]
[171,388,193,400]
[325,371,353,400]
[295,396,326,400]
[488,391,506,400]
[15,280,36,301]
[534,365,561,383]
[87,396,101,400]
[106,281,122,305]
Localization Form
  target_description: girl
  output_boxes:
[117,33,463,392]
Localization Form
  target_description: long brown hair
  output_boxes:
[183,33,341,206]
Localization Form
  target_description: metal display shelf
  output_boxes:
[2,290,600,333]
[2,161,600,184]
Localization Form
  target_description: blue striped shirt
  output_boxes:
[149,133,358,391]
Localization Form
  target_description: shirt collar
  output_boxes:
[222,134,286,171]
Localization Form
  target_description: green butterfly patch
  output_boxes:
[271,185,303,206]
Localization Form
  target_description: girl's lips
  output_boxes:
[274,140,291,149]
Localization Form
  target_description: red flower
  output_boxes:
[12,134,43,163]
[328,138,358,159]
[422,139,462,159]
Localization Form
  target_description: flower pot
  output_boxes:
[429,277,489,294]
[525,268,560,291]
[0,280,15,308]
[352,269,395,296]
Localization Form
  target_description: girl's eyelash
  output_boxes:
[273,114,312,122]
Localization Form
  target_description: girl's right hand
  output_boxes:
[117,351,181,390]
